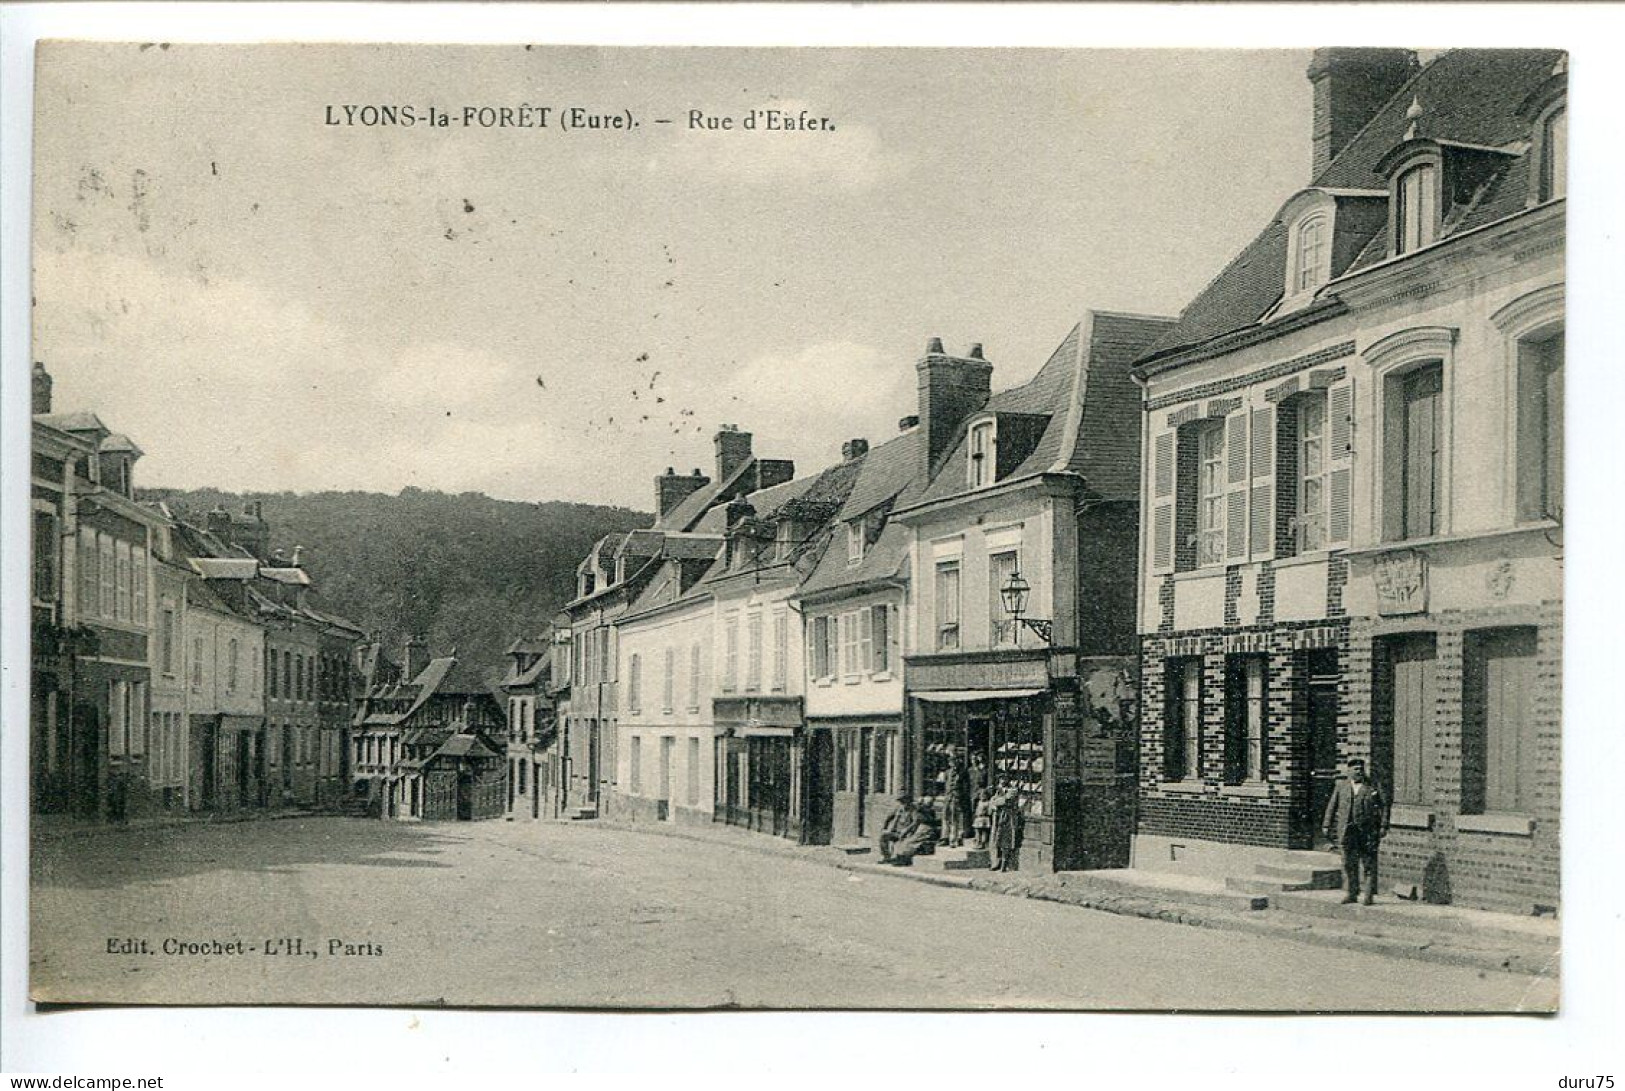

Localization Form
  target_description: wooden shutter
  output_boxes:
[1225,410,1249,560]
[1151,430,1176,574]
[1249,405,1275,561]
[1327,377,1354,547]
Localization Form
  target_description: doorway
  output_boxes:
[1303,649,1340,850]
[456,770,473,820]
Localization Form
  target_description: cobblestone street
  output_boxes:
[31,817,1558,1011]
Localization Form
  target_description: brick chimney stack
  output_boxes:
[32,362,52,415]
[403,634,429,682]
[655,467,710,520]
[916,337,992,480]
[1307,48,1419,179]
[714,425,753,483]
[841,438,870,462]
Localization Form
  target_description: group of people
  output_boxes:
[878,753,1025,871]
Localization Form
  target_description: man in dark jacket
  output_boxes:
[1321,758,1390,905]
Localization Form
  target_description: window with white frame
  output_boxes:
[688,643,701,710]
[77,526,97,617]
[1395,163,1438,255]
[192,636,204,690]
[1516,328,1564,522]
[627,653,642,711]
[935,560,961,651]
[1224,656,1267,784]
[745,612,763,691]
[629,735,643,795]
[1165,658,1202,781]
[99,534,116,618]
[872,604,892,674]
[1293,214,1328,294]
[227,638,239,693]
[967,420,995,488]
[722,615,739,692]
[1296,394,1329,553]
[857,608,874,675]
[772,610,788,691]
[1197,421,1227,566]
[1383,363,1444,541]
[846,521,864,566]
[839,612,859,679]
[989,550,1020,647]
[662,646,675,712]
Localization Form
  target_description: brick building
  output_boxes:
[1131,49,1564,913]
[895,319,1169,873]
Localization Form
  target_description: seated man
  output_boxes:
[878,797,919,864]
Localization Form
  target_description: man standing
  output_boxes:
[1321,758,1389,905]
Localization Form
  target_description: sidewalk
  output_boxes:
[589,815,1560,979]
[29,806,321,842]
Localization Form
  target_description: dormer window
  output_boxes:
[1293,214,1328,294]
[1394,163,1439,255]
[967,419,995,488]
[846,520,864,566]
[1539,105,1566,201]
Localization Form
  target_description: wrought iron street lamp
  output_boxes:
[1000,571,1054,646]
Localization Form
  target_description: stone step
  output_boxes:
[943,849,992,871]
[1270,890,1561,944]
[1254,862,1344,888]
[568,805,599,821]
[1075,871,1270,912]
[833,843,872,856]
[1226,876,1326,895]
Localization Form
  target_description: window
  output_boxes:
[839,612,859,678]
[871,604,891,674]
[1540,106,1567,201]
[846,521,864,566]
[99,533,116,619]
[811,616,830,678]
[129,681,146,756]
[1296,395,1329,552]
[935,560,961,651]
[1461,628,1541,816]
[192,637,204,690]
[33,509,58,604]
[1395,164,1438,254]
[1294,214,1327,294]
[857,608,874,675]
[662,647,675,712]
[267,648,278,698]
[114,539,132,622]
[227,638,239,693]
[1386,364,1444,540]
[108,680,127,757]
[1223,656,1267,784]
[1197,422,1227,566]
[968,420,995,487]
[871,730,895,796]
[687,737,701,806]
[1164,659,1202,782]
[836,728,860,793]
[1516,330,1564,521]
[989,550,1020,647]
[745,613,763,691]
[132,545,148,625]
[77,526,97,617]
[160,607,176,675]
[630,736,643,795]
[627,653,642,711]
[1378,634,1436,807]
[772,611,789,691]
[283,651,293,700]
[722,615,739,692]
[688,643,701,709]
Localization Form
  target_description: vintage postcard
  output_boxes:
[25,40,1564,1012]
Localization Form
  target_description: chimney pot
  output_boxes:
[841,438,870,462]
[967,343,985,360]
[899,414,920,432]
[926,337,945,355]
[31,361,53,416]
[714,426,754,483]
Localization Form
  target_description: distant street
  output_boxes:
[32,817,1556,1011]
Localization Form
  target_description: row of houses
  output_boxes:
[29,364,370,821]
[504,48,1564,914]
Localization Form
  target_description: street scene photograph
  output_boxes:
[24,41,1565,1014]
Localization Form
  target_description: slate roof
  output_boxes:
[1140,49,1566,364]
[909,313,1174,508]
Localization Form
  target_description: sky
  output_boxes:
[32,45,1313,511]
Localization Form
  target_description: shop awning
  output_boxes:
[738,724,796,737]
[914,688,1044,703]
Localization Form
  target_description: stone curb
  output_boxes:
[30,807,326,843]
[590,818,1557,979]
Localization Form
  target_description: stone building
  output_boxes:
[1131,49,1564,913]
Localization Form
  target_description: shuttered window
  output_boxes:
[1249,406,1274,561]
[989,550,1020,646]
[772,611,789,691]
[1462,628,1540,815]
[1326,378,1354,548]
[1384,365,1442,541]
[1197,423,1227,567]
[1516,330,1564,522]
[1396,164,1438,255]
[1151,430,1176,574]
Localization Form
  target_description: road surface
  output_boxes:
[31,816,1557,1010]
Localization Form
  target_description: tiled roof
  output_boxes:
[799,518,911,598]
[1141,49,1565,363]
[35,410,107,435]
[839,431,921,521]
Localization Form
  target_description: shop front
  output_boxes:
[714,695,809,842]
[809,716,902,847]
[906,648,1137,873]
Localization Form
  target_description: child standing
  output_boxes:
[972,788,993,850]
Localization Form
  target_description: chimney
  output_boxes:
[916,337,992,480]
[403,634,429,682]
[32,362,52,415]
[206,506,232,543]
[655,466,710,520]
[714,424,753,483]
[841,438,870,462]
[756,458,795,491]
[1307,48,1419,179]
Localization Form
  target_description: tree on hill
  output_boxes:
[140,485,651,689]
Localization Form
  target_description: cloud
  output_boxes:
[648,102,906,192]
